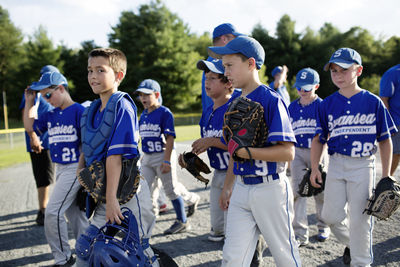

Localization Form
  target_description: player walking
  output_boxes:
[288,68,330,246]
[209,36,301,266]
[310,48,396,266]
[136,79,200,235]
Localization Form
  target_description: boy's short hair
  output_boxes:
[88,48,127,76]
[208,36,265,69]
[29,71,68,91]
[293,68,320,91]
[323,48,362,71]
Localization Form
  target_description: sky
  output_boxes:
[2,0,399,49]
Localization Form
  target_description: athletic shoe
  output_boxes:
[159,203,168,214]
[208,232,225,242]
[36,210,45,226]
[317,228,330,242]
[163,220,189,235]
[52,255,76,266]
[343,247,351,265]
[187,194,200,217]
[250,237,267,267]
[295,236,309,247]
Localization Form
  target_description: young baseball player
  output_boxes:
[20,65,57,226]
[136,79,200,235]
[190,58,235,242]
[208,36,301,266]
[270,65,291,107]
[23,71,89,266]
[202,23,243,111]
[379,64,400,175]
[310,48,397,266]
[288,68,330,246]
[77,48,158,266]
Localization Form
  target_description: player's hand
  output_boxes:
[105,196,124,224]
[30,135,43,153]
[161,162,171,174]
[178,154,185,168]
[219,187,232,211]
[191,138,210,155]
[24,87,37,103]
[310,168,322,188]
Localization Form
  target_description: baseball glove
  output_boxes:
[222,96,267,162]
[78,157,141,204]
[298,164,326,197]
[363,176,400,220]
[179,152,211,188]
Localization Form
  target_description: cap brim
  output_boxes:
[135,88,154,94]
[29,83,52,91]
[208,46,237,59]
[293,82,315,91]
[324,61,355,71]
[196,60,224,74]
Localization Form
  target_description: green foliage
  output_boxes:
[1,2,400,121]
[60,40,100,103]
[108,1,202,110]
[359,73,381,96]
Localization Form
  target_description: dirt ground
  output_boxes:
[0,141,399,266]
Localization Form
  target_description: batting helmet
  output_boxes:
[88,207,148,267]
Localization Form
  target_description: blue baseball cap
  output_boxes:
[40,65,60,75]
[29,71,68,91]
[212,23,242,39]
[135,79,161,94]
[196,58,225,74]
[208,36,265,69]
[324,48,362,71]
[136,79,162,105]
[271,66,283,77]
[294,68,320,91]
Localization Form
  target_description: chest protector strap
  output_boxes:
[81,92,134,164]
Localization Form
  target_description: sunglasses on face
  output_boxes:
[296,87,313,92]
[44,86,59,99]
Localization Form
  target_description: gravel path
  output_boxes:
[0,141,399,266]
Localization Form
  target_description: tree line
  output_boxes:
[1,1,399,121]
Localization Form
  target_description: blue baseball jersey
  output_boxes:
[269,81,291,107]
[222,85,296,176]
[316,90,397,157]
[379,64,400,125]
[33,103,84,164]
[200,94,239,170]
[139,106,175,154]
[288,97,322,149]
[91,97,139,163]
[19,93,54,152]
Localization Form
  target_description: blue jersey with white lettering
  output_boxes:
[316,90,397,157]
[19,93,54,152]
[139,106,175,154]
[379,64,400,126]
[34,103,84,164]
[222,85,296,176]
[200,95,239,170]
[288,97,322,149]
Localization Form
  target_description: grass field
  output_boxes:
[0,125,200,169]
